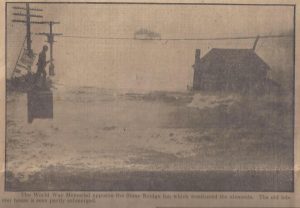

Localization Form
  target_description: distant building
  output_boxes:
[134,28,161,40]
[192,38,280,93]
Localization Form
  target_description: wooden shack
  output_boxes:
[192,47,273,93]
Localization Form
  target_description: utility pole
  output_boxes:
[12,3,43,57]
[12,3,44,75]
[36,21,62,76]
[25,3,32,56]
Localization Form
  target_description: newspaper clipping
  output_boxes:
[0,0,299,207]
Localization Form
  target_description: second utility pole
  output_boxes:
[36,21,62,76]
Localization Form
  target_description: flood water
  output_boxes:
[5,86,294,191]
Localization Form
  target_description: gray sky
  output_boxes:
[7,3,294,91]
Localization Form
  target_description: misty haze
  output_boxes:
[6,3,294,191]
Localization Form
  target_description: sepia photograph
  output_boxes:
[5,2,295,192]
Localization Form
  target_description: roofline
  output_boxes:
[199,48,271,70]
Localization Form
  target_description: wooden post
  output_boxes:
[35,21,62,76]
[25,3,32,57]
[12,3,43,73]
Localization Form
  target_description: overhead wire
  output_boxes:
[59,34,293,41]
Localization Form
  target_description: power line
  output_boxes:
[59,34,293,41]
[61,35,131,40]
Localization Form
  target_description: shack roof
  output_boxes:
[199,48,271,75]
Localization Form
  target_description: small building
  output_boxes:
[192,38,279,93]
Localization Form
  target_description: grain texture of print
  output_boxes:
[4,1,296,193]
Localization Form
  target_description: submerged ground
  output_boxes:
[5,86,294,191]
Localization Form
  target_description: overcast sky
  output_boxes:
[7,3,294,91]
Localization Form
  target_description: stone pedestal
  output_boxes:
[27,89,53,123]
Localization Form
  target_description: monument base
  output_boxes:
[27,89,53,123]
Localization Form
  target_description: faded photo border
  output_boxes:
[0,0,300,207]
